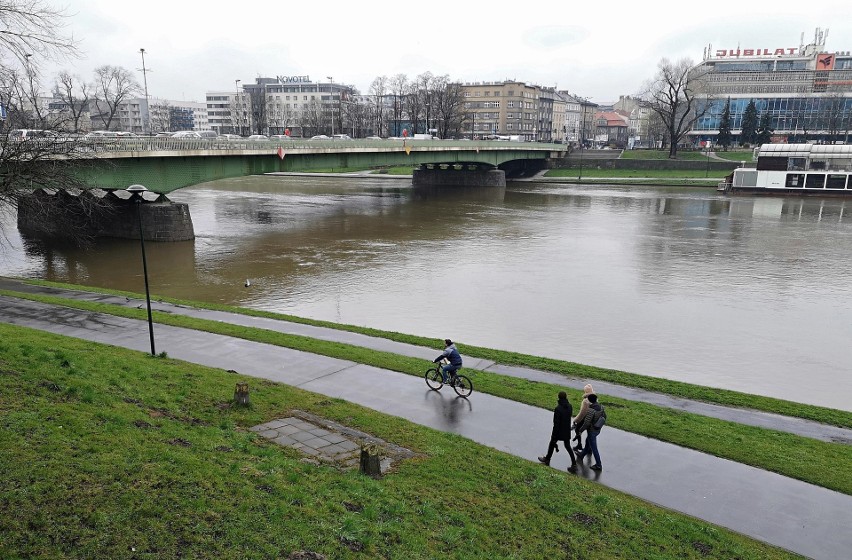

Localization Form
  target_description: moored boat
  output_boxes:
[723,144,852,196]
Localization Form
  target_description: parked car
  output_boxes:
[269,134,293,140]
[331,134,352,140]
[172,130,202,138]
[247,134,269,141]
[8,129,58,140]
[84,130,119,139]
[310,135,330,140]
[217,134,241,140]
[365,136,383,140]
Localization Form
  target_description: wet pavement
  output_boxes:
[1,292,851,559]
[1,277,850,445]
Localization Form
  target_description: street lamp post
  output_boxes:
[126,184,156,357]
[327,77,335,136]
[138,49,151,135]
[705,141,712,177]
[234,79,241,136]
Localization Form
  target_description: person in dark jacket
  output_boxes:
[433,339,463,383]
[537,391,578,472]
[576,393,604,471]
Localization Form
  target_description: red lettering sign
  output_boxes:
[713,47,799,58]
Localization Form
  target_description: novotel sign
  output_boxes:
[715,48,799,58]
[277,75,311,83]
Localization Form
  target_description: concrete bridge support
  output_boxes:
[412,163,506,188]
[17,189,195,242]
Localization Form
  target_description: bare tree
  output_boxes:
[0,0,78,67]
[0,0,108,246]
[433,78,467,139]
[247,86,268,135]
[92,65,140,130]
[369,76,387,136]
[640,58,710,158]
[148,99,172,133]
[299,99,324,137]
[54,71,91,133]
[388,73,408,136]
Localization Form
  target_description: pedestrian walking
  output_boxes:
[572,384,596,453]
[537,391,578,472]
[576,393,606,471]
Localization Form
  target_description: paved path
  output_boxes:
[2,278,849,444]
[1,293,850,559]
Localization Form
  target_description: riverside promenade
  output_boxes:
[1,280,850,559]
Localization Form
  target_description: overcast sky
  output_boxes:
[43,0,852,103]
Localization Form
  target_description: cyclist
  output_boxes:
[433,339,463,383]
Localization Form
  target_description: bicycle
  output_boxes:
[425,361,473,398]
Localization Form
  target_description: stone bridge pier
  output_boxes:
[412,163,506,188]
[17,188,195,242]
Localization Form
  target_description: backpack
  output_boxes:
[592,406,607,430]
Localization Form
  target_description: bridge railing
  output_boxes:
[28,137,566,154]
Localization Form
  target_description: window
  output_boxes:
[805,174,826,188]
[785,173,804,188]
[826,174,847,189]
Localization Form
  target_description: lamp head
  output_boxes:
[126,184,148,200]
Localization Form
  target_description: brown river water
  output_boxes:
[2,175,850,411]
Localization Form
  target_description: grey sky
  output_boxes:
[46,0,852,103]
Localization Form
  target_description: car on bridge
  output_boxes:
[269,135,293,140]
[247,135,269,141]
[310,135,330,140]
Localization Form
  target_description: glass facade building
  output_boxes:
[689,31,852,144]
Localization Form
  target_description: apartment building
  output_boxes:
[460,80,540,141]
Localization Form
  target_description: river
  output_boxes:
[2,175,851,411]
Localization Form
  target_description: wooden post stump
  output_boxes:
[359,443,382,478]
[234,382,250,406]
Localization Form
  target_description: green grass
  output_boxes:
[373,166,417,175]
[294,166,376,173]
[545,168,725,179]
[0,323,803,559]
[619,150,712,160]
[4,287,851,495]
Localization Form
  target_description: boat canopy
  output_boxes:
[757,144,852,160]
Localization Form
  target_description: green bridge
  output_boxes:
[72,138,566,194]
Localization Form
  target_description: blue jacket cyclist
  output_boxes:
[434,339,463,383]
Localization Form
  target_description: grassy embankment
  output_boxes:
[543,149,747,184]
[0,323,803,559]
[5,282,852,496]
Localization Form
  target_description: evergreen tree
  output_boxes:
[740,100,758,145]
[756,112,774,145]
[717,98,732,151]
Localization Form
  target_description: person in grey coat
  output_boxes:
[576,393,605,471]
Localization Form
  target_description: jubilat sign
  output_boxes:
[277,75,311,83]
[715,48,799,57]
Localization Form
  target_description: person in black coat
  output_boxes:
[538,391,578,472]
